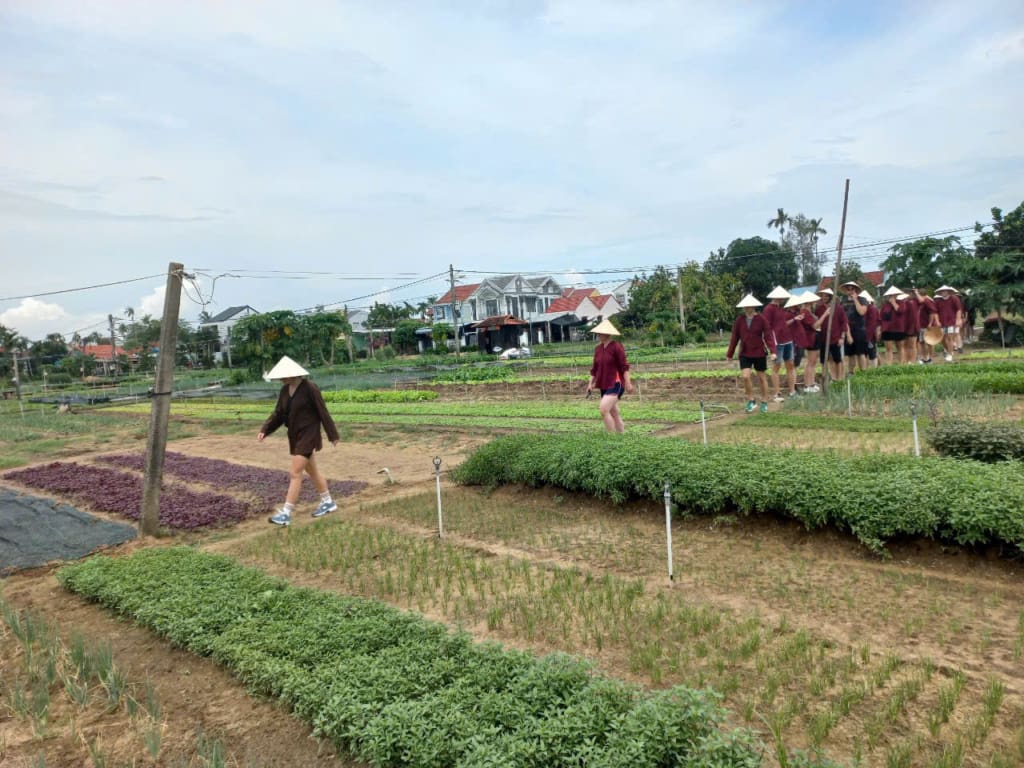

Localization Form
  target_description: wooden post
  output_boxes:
[449,264,460,359]
[676,266,686,334]
[823,179,850,394]
[140,262,184,537]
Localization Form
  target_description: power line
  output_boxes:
[0,273,166,303]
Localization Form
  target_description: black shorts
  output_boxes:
[819,344,842,364]
[600,381,624,398]
[881,331,905,342]
[845,334,869,356]
[739,356,768,372]
[866,341,878,360]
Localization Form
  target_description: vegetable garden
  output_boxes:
[1,348,1023,766]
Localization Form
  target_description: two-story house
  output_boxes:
[199,305,259,367]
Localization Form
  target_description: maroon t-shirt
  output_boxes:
[902,297,920,334]
[761,302,793,345]
[880,300,906,333]
[727,313,777,359]
[590,340,629,390]
[864,304,880,340]
[917,296,937,328]
[935,296,959,326]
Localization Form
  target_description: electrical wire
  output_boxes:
[0,273,167,303]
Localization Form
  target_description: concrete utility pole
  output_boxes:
[140,262,184,537]
[108,314,117,375]
[449,263,460,358]
[10,352,21,401]
[677,267,687,334]
[823,179,851,394]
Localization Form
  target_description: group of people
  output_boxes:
[254,288,969,505]
[726,282,969,413]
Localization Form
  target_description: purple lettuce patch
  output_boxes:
[96,452,368,512]
[3,462,250,530]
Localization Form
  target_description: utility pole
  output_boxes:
[676,267,687,335]
[140,262,184,537]
[823,179,851,394]
[449,264,460,358]
[10,351,21,401]
[108,314,117,376]
[343,305,355,363]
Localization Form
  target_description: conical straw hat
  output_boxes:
[935,285,956,293]
[882,285,903,297]
[766,285,791,300]
[264,355,309,380]
[736,293,763,308]
[590,318,620,336]
[923,326,944,345]
[783,294,803,309]
[858,290,875,303]
[817,287,835,296]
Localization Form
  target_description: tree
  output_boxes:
[431,322,453,349]
[367,302,413,329]
[707,236,798,300]
[965,201,1024,336]
[301,311,351,366]
[392,319,422,354]
[231,310,305,374]
[766,208,790,239]
[786,215,828,285]
[619,266,677,333]
[677,262,743,338]
[881,236,970,290]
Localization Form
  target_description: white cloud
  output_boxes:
[139,286,166,318]
[0,298,68,339]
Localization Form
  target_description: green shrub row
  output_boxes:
[927,420,1024,462]
[451,434,1024,556]
[58,548,760,768]
[849,361,1024,396]
[433,365,516,383]
[322,388,438,403]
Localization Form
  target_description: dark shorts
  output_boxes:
[819,344,842,364]
[739,356,768,372]
[844,334,869,357]
[600,381,624,398]
[774,341,795,363]
[794,346,804,367]
[867,341,877,361]
[882,331,905,342]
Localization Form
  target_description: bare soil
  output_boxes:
[2,425,1022,766]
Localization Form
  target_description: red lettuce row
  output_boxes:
[4,462,250,530]
[96,452,368,512]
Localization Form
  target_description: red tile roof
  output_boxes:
[472,314,528,329]
[78,344,125,358]
[436,283,481,304]
[546,288,598,313]
[819,270,885,290]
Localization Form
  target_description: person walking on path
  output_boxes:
[813,287,850,383]
[258,355,340,526]
[934,285,963,362]
[763,285,797,401]
[879,286,907,366]
[787,292,819,391]
[726,294,778,413]
[840,281,869,374]
[586,318,633,432]
[911,287,939,364]
[860,290,881,368]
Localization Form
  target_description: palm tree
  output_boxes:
[802,217,828,271]
[767,208,790,240]
[124,306,135,322]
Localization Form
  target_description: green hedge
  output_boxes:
[451,434,1024,556]
[58,548,760,768]
[849,361,1024,396]
[322,388,438,403]
[927,420,1024,462]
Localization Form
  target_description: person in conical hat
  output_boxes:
[840,281,869,374]
[879,287,907,366]
[586,318,633,432]
[726,294,777,414]
[258,355,341,526]
[934,285,962,362]
[762,287,796,401]
[790,292,822,391]
[859,290,881,367]
[910,287,939,364]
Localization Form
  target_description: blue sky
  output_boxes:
[1,0,1022,341]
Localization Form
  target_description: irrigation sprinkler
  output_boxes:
[846,377,852,418]
[913,403,921,456]
[699,400,708,447]
[663,481,674,582]
[433,455,444,538]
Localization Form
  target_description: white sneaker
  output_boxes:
[312,500,337,518]
[944,354,953,362]
[805,384,820,393]
[268,509,291,526]
[772,395,785,403]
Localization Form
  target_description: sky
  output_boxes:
[1,0,1022,342]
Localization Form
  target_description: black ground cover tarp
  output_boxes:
[0,488,136,575]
